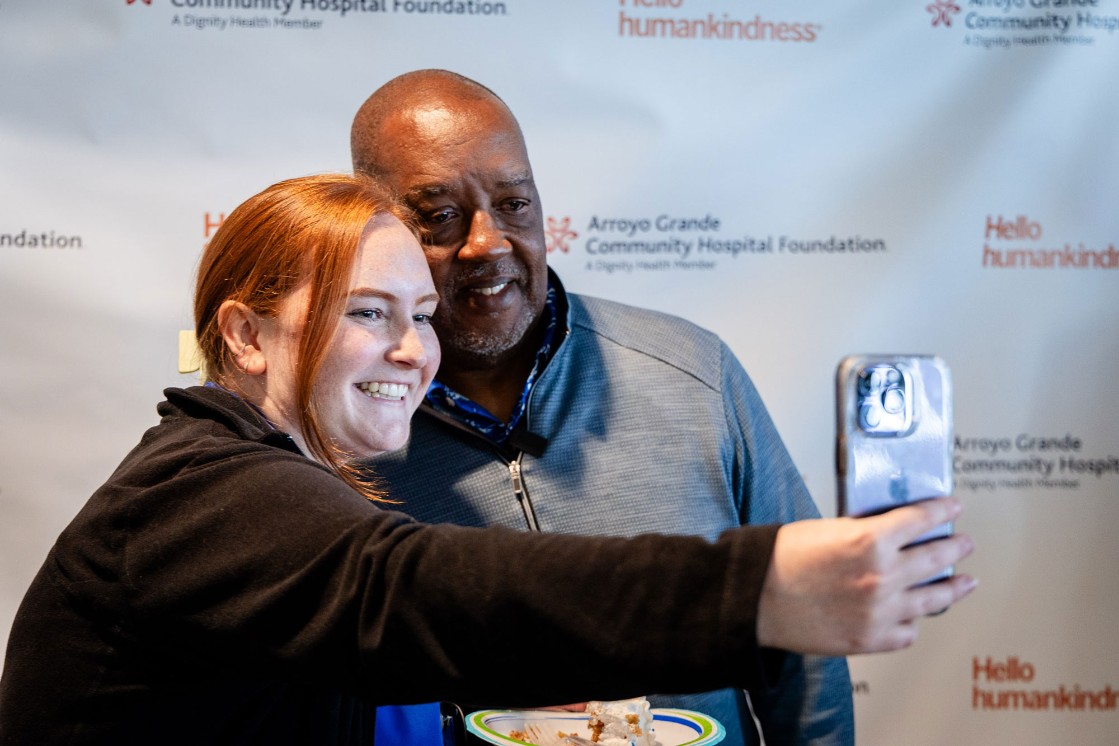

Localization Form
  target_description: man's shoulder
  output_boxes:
[566,292,727,385]
[567,291,720,343]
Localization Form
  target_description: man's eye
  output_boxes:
[503,199,529,212]
[424,208,456,225]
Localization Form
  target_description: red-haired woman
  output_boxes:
[0,174,974,745]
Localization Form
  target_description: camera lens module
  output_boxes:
[856,364,913,435]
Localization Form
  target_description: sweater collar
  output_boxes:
[159,385,302,454]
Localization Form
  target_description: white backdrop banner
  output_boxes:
[2,1,1117,743]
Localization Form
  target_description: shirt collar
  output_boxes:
[424,279,560,445]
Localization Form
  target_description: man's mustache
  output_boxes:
[448,261,527,289]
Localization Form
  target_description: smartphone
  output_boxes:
[836,354,954,582]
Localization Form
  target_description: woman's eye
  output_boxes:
[414,313,433,325]
[351,309,384,321]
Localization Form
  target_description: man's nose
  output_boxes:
[457,210,512,262]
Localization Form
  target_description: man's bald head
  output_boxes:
[348,71,549,391]
[351,69,519,177]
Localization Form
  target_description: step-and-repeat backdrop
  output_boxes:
[2,1,1117,743]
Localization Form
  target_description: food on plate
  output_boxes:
[585,697,658,745]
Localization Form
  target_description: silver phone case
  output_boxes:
[836,354,954,548]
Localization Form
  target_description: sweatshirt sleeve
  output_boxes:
[63,444,781,708]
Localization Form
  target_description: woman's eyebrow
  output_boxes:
[350,287,439,305]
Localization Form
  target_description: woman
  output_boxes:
[0,175,973,745]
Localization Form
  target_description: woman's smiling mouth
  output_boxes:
[356,382,410,401]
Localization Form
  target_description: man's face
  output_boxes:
[363,98,548,371]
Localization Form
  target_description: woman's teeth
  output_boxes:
[357,382,408,400]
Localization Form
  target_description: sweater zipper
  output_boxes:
[506,298,567,534]
[509,456,540,532]
[418,409,542,532]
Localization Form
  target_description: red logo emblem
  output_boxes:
[545,216,578,254]
[126,0,153,6]
[204,212,227,239]
[926,0,960,27]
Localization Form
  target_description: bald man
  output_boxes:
[352,69,853,745]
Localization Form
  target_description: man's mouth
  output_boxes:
[472,281,510,297]
[357,382,409,401]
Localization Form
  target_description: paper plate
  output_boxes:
[465,707,725,746]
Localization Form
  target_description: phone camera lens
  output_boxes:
[882,386,905,414]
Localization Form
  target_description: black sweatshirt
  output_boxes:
[0,386,779,745]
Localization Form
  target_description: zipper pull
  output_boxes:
[508,460,540,532]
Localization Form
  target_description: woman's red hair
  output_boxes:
[194,173,415,501]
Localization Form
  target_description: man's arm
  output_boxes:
[718,345,855,743]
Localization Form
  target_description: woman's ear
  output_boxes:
[217,300,267,376]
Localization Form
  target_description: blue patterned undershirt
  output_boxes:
[424,282,559,445]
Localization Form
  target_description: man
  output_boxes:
[349,70,941,744]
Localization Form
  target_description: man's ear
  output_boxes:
[217,300,267,376]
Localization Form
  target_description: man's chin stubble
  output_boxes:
[438,309,538,370]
